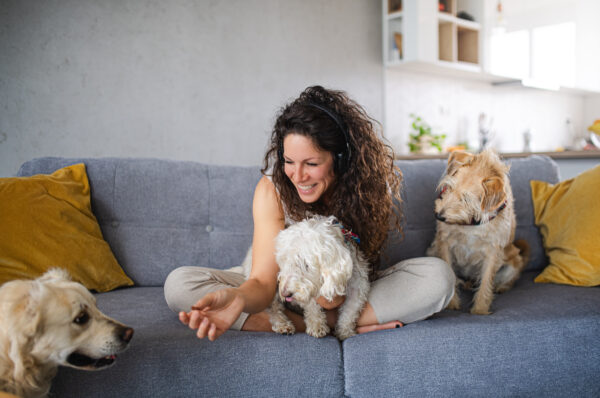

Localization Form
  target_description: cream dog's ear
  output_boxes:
[6,281,43,339]
[38,267,71,283]
[4,281,44,383]
[482,176,506,211]
[446,151,474,176]
[319,245,353,301]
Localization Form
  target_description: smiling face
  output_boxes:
[283,133,335,204]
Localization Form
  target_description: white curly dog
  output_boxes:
[235,215,370,340]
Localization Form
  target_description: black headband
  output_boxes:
[307,102,352,160]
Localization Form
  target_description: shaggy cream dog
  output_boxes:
[0,269,133,398]
[427,150,529,315]
[237,215,370,340]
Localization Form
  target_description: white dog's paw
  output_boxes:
[335,325,356,341]
[306,320,330,338]
[272,319,296,335]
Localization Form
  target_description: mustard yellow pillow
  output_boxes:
[531,165,600,286]
[0,163,134,292]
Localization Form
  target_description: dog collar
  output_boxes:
[475,200,507,225]
[332,220,360,245]
[443,200,508,226]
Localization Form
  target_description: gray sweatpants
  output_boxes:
[164,257,455,330]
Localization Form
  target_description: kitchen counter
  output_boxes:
[395,150,600,160]
[396,150,600,180]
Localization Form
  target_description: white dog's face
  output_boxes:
[275,216,354,304]
[0,268,133,371]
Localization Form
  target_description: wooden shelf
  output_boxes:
[383,0,483,71]
[387,10,403,20]
[457,25,478,64]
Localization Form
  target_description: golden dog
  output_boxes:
[427,149,529,315]
[0,269,133,398]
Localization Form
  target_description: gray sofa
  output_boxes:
[16,155,600,397]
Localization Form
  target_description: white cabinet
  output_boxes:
[383,0,600,93]
[383,0,485,74]
[487,0,600,94]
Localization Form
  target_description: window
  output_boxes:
[490,22,577,88]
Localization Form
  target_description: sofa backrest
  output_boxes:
[18,157,259,287]
[381,155,559,272]
[18,155,559,286]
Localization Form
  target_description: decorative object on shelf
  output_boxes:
[567,117,588,151]
[522,129,532,153]
[478,112,494,151]
[457,11,474,21]
[446,144,468,152]
[495,0,505,26]
[588,119,600,148]
[394,32,403,59]
[438,0,450,13]
[408,114,446,154]
[388,0,402,14]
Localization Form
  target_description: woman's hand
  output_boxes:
[316,294,346,310]
[179,288,245,341]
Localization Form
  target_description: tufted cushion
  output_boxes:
[381,155,559,271]
[17,158,260,286]
[18,154,559,286]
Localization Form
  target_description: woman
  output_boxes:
[164,86,455,341]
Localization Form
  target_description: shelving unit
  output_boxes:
[383,0,484,75]
[384,1,404,64]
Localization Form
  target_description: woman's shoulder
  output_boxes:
[255,175,277,196]
[254,176,296,226]
[254,175,284,215]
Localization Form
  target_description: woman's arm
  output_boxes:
[180,176,285,340]
[238,176,285,312]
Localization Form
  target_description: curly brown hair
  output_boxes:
[261,86,403,266]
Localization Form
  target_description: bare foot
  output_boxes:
[241,310,307,333]
[356,321,403,334]
[241,311,272,332]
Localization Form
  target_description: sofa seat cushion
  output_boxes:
[343,272,600,397]
[49,287,345,398]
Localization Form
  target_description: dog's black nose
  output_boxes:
[435,213,446,222]
[119,327,134,343]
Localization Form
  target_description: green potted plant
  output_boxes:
[408,114,446,154]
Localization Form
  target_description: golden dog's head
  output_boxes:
[434,149,510,226]
[0,268,133,374]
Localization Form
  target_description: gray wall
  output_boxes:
[0,0,383,176]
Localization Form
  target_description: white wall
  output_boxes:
[0,0,597,177]
[584,95,600,129]
[384,70,587,155]
[0,0,382,176]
